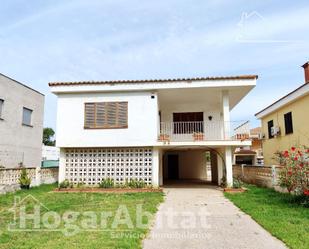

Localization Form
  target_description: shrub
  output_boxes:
[59,179,72,189]
[19,168,31,189]
[233,177,243,189]
[275,146,309,196]
[127,179,146,188]
[99,178,114,188]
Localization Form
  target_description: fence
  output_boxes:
[233,165,283,189]
[0,167,59,193]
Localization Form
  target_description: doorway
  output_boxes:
[167,154,179,179]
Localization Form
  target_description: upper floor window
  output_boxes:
[284,112,293,135]
[0,99,3,119]
[22,107,33,126]
[267,120,274,139]
[84,102,128,129]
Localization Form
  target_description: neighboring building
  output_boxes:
[256,62,309,165]
[0,73,44,168]
[49,75,257,187]
[233,126,263,165]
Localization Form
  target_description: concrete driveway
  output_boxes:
[143,183,287,249]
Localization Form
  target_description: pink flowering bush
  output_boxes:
[275,147,309,196]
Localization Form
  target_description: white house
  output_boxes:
[0,73,44,168]
[49,75,257,187]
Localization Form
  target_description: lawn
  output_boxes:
[224,185,309,249]
[0,184,164,249]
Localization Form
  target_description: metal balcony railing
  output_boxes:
[158,121,250,142]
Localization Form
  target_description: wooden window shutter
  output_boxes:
[84,102,128,129]
[84,103,95,128]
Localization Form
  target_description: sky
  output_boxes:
[0,0,308,131]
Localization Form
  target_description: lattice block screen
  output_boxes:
[64,148,153,185]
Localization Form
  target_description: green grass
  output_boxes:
[0,184,164,249]
[224,185,309,249]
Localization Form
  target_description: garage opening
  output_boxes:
[163,149,214,185]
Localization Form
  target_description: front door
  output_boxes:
[168,154,179,179]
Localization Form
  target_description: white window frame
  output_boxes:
[22,107,33,127]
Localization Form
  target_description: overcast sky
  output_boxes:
[0,0,308,130]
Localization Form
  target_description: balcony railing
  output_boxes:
[158,121,250,142]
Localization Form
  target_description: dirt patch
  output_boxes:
[54,188,163,193]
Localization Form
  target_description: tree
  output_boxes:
[43,127,55,146]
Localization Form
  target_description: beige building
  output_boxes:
[256,62,309,165]
[0,73,44,168]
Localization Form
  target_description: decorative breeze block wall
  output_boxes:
[64,148,153,185]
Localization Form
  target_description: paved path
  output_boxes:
[143,184,287,249]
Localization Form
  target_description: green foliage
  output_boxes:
[43,127,56,146]
[18,168,31,188]
[126,179,146,188]
[0,183,164,249]
[233,177,243,189]
[275,146,309,195]
[99,178,115,188]
[59,179,72,189]
[225,185,309,249]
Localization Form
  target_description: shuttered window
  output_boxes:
[84,102,128,129]
[284,112,293,135]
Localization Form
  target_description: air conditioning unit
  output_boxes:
[258,133,265,140]
[271,126,281,137]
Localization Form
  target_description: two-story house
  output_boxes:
[0,73,44,168]
[49,75,257,187]
[256,62,309,164]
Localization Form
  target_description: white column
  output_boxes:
[152,148,160,187]
[222,90,230,139]
[217,153,223,185]
[159,152,163,186]
[225,146,233,187]
[35,166,41,186]
[58,148,66,184]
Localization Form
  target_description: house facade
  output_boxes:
[0,73,44,168]
[256,62,309,165]
[50,75,257,187]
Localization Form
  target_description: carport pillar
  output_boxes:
[152,148,160,187]
[225,146,233,187]
[58,148,66,184]
[222,90,230,139]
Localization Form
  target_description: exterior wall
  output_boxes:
[163,150,207,180]
[60,147,154,186]
[233,165,282,189]
[0,74,44,168]
[56,92,158,148]
[261,95,309,164]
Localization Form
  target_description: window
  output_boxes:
[22,107,33,126]
[284,112,293,135]
[0,99,3,119]
[173,112,204,134]
[268,120,274,139]
[84,102,128,129]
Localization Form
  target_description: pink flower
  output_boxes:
[291,147,296,151]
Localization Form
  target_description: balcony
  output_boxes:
[158,121,250,142]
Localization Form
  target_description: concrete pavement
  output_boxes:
[143,183,287,249]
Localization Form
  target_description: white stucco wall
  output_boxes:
[56,91,159,147]
[0,74,44,168]
[163,150,207,180]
